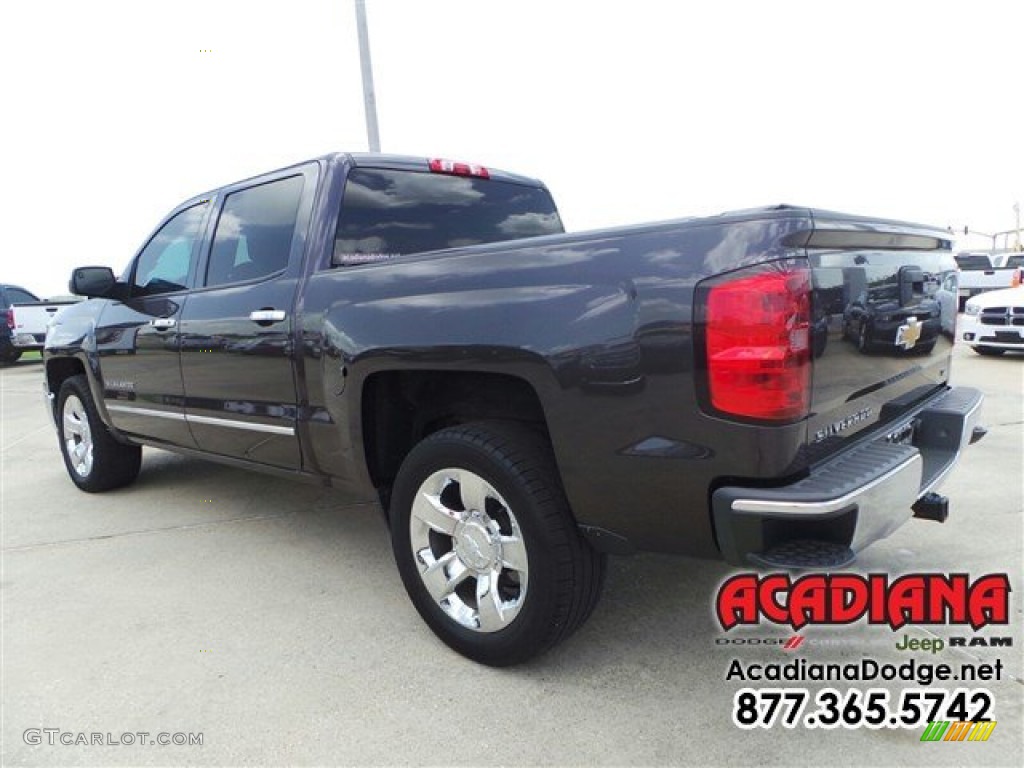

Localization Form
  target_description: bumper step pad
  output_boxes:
[747,540,855,570]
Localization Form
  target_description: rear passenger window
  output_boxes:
[205,175,304,287]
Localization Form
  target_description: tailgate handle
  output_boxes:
[899,265,925,306]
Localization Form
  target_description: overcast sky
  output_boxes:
[3,0,1021,297]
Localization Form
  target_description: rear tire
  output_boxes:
[1,348,21,365]
[389,421,606,666]
[57,375,142,492]
[973,346,1005,356]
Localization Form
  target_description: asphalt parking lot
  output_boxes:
[2,342,1022,767]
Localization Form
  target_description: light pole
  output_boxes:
[355,0,381,152]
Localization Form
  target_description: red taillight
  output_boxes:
[428,158,490,179]
[705,266,812,422]
[5,308,13,330]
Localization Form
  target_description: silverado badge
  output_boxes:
[813,407,873,443]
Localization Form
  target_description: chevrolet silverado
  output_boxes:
[44,153,984,665]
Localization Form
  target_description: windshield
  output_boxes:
[333,168,563,266]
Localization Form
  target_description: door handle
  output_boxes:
[150,317,176,330]
[249,309,287,325]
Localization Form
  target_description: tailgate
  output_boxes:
[12,303,69,333]
[799,213,958,462]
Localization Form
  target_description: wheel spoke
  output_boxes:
[457,471,490,514]
[475,571,506,631]
[419,550,471,604]
[410,491,460,535]
[61,395,94,477]
[500,534,528,572]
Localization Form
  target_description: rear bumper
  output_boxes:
[12,332,45,349]
[711,386,983,566]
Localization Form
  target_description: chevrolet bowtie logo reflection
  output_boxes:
[895,316,923,350]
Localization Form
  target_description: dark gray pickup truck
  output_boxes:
[45,153,984,665]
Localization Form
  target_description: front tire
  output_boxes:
[390,421,606,666]
[57,375,142,492]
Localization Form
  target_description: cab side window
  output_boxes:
[204,175,304,287]
[132,204,207,296]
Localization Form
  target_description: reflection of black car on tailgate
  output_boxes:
[843,269,941,354]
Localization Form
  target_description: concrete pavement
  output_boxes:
[2,342,1021,766]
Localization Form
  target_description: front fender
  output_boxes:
[43,299,114,430]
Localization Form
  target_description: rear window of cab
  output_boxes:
[333,168,563,266]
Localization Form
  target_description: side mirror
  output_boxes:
[898,265,924,306]
[70,266,118,298]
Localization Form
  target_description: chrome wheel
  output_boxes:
[62,394,94,478]
[409,468,528,633]
[391,422,607,665]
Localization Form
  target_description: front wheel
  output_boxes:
[389,421,606,666]
[57,375,142,492]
